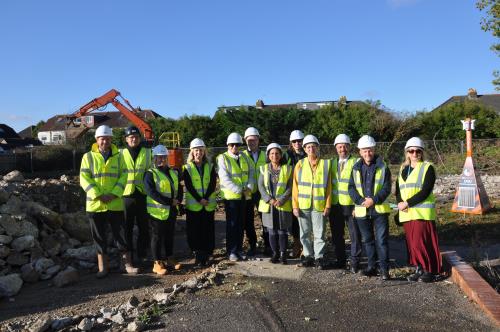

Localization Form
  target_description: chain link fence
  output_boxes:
[1,138,498,176]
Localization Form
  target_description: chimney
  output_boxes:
[467,88,478,99]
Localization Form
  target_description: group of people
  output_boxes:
[80,124,442,283]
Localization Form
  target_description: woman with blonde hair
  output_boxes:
[396,137,441,282]
[183,138,218,267]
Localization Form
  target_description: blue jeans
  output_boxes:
[356,214,389,271]
[225,199,245,255]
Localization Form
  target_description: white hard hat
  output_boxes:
[226,132,243,145]
[404,137,424,150]
[334,134,351,146]
[152,145,169,156]
[244,127,260,139]
[289,130,305,141]
[94,125,113,138]
[303,134,320,146]
[266,143,282,155]
[190,138,206,149]
[357,135,376,149]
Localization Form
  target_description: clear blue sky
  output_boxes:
[1,0,498,132]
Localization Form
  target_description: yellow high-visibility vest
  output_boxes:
[398,161,436,222]
[258,163,292,213]
[121,147,151,195]
[352,162,391,217]
[184,161,217,212]
[242,150,267,193]
[146,168,178,221]
[331,156,357,206]
[218,152,251,200]
[80,143,126,212]
[296,158,330,212]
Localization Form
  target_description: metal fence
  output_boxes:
[1,138,498,176]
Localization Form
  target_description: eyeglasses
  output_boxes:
[291,140,303,143]
[228,143,241,147]
[407,149,422,154]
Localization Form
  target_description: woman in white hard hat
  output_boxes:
[292,134,332,269]
[258,143,293,264]
[396,137,441,282]
[285,129,306,258]
[143,145,184,275]
[183,138,218,267]
[217,132,254,262]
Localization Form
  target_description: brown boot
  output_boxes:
[166,257,182,270]
[152,260,167,275]
[96,254,109,279]
[122,252,139,274]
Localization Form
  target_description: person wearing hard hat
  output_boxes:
[143,144,184,275]
[258,143,293,264]
[292,134,332,269]
[329,134,362,273]
[241,127,268,257]
[183,138,217,267]
[348,135,392,280]
[284,129,306,258]
[396,137,441,282]
[217,132,254,262]
[120,126,152,263]
[80,125,139,278]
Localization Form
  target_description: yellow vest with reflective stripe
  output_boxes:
[80,144,126,212]
[398,161,436,222]
[184,162,217,212]
[331,156,356,206]
[146,168,178,221]
[242,150,267,193]
[121,147,151,195]
[218,152,250,200]
[353,163,391,217]
[297,159,330,212]
[258,164,292,213]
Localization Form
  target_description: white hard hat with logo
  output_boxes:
[357,135,376,149]
[190,138,206,149]
[334,134,351,146]
[152,145,169,156]
[266,143,282,155]
[404,137,424,150]
[226,132,243,145]
[289,130,305,141]
[94,125,113,138]
[303,134,320,147]
[244,127,260,139]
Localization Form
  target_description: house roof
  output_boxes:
[18,125,35,139]
[434,93,500,114]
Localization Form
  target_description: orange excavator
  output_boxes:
[67,89,154,145]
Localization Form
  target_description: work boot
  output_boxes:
[152,260,167,275]
[96,254,109,279]
[298,256,314,267]
[167,257,182,270]
[407,265,423,282]
[122,252,139,274]
[280,252,288,265]
[270,252,280,264]
[418,272,435,283]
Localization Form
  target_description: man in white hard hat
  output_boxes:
[120,126,151,262]
[241,127,268,257]
[348,135,392,280]
[80,125,139,278]
[329,134,362,273]
[217,132,255,261]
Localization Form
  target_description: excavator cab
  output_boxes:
[158,132,184,170]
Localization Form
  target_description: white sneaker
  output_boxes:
[229,254,239,262]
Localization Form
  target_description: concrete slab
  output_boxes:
[225,258,306,281]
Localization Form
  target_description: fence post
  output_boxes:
[460,140,464,155]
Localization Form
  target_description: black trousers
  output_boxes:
[329,205,347,264]
[124,193,150,258]
[88,211,128,255]
[150,215,176,260]
[225,199,245,255]
[186,209,215,256]
[244,192,259,250]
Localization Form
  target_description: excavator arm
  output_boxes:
[68,89,154,143]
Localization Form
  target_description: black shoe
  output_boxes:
[381,270,390,281]
[280,252,288,265]
[407,266,423,282]
[246,248,256,258]
[350,264,359,274]
[418,272,435,283]
[270,252,280,264]
[315,258,328,270]
[331,261,347,269]
[298,256,314,267]
[362,268,378,277]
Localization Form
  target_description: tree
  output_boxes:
[477,0,500,90]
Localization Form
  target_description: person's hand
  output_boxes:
[323,207,330,217]
[200,199,209,206]
[362,197,374,208]
[274,200,282,207]
[398,201,409,212]
[293,208,300,218]
[99,194,115,203]
[269,199,276,206]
